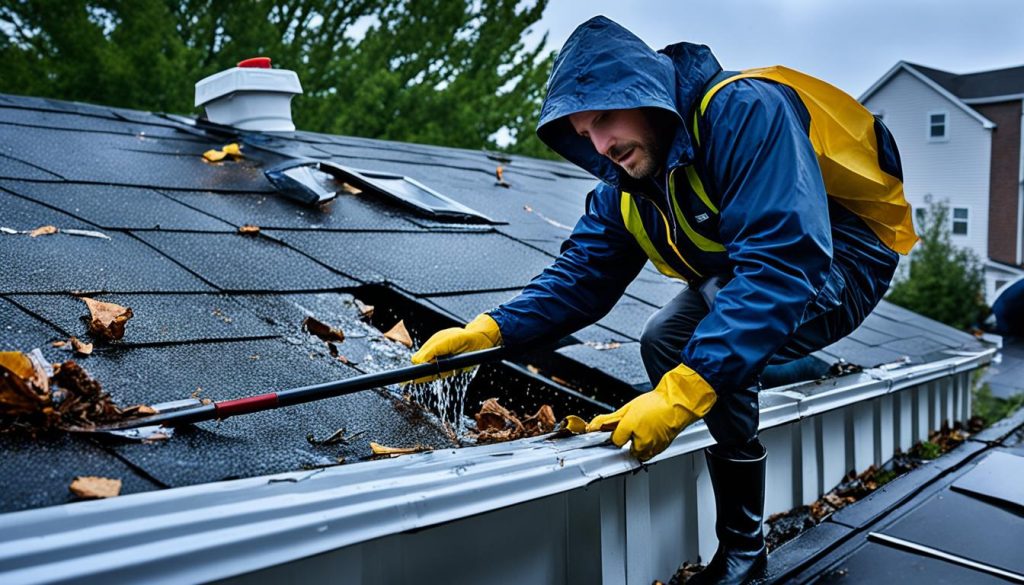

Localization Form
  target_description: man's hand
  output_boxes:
[409,314,502,382]
[586,363,717,461]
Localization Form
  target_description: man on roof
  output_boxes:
[412,16,915,584]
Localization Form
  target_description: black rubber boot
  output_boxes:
[687,443,768,585]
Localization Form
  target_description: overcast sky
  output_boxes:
[529,0,1024,98]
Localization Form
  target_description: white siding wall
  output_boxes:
[864,69,993,266]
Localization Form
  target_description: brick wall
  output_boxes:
[976,100,1022,265]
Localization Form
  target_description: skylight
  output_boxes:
[264,159,497,224]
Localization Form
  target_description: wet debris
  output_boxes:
[0,350,152,434]
[306,427,365,446]
[662,562,705,585]
[354,299,374,320]
[69,337,93,356]
[383,320,413,348]
[69,476,122,499]
[584,341,621,351]
[494,165,510,188]
[237,224,260,235]
[302,316,346,344]
[80,297,133,342]
[825,359,862,378]
[523,204,573,231]
[369,442,432,457]
[62,228,111,240]
[29,225,58,237]
[13,227,112,240]
[202,142,243,162]
[340,182,362,195]
[764,422,971,551]
[470,398,557,443]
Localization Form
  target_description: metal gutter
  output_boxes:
[0,348,996,585]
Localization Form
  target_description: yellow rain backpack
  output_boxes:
[693,66,918,255]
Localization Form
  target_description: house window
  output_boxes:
[952,207,968,235]
[928,112,947,140]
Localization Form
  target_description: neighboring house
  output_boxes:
[860,61,1024,304]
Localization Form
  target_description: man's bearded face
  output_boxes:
[568,108,673,180]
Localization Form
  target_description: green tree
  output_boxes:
[0,0,556,158]
[887,200,988,330]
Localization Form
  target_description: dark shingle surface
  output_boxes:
[160,189,423,231]
[133,231,358,291]
[909,62,1024,100]
[1,179,235,231]
[7,293,278,345]
[276,230,552,294]
[0,297,62,350]
[0,434,163,513]
[0,124,274,192]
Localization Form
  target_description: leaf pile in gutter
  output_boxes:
[763,422,970,551]
[0,350,151,435]
[471,398,556,443]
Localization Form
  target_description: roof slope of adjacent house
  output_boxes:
[762,407,1024,584]
[0,91,989,515]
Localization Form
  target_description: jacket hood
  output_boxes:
[537,16,723,187]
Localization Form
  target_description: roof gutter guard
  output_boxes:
[0,349,995,585]
[195,57,303,132]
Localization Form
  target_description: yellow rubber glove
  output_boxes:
[409,314,502,382]
[586,363,717,461]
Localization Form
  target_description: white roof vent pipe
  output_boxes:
[194,57,303,131]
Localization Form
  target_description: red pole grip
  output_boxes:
[215,393,280,419]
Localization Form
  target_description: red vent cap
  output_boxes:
[237,57,272,69]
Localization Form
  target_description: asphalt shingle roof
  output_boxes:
[907,62,1024,100]
[0,92,987,513]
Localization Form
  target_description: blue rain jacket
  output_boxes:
[488,16,898,392]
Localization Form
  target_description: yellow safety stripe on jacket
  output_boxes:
[692,66,918,255]
[620,191,698,281]
[669,171,726,253]
[685,166,719,215]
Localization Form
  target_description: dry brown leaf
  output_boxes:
[471,398,559,443]
[0,351,53,422]
[121,404,157,417]
[221,143,242,157]
[340,182,362,195]
[80,297,133,342]
[369,442,430,456]
[69,337,93,356]
[495,166,510,188]
[69,476,121,499]
[302,316,345,343]
[354,299,374,319]
[383,320,413,348]
[29,225,58,237]
[522,404,556,434]
[238,224,260,235]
